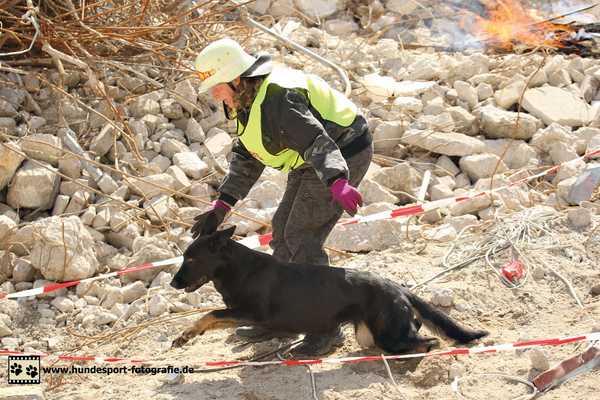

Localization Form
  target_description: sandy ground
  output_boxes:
[3,210,600,400]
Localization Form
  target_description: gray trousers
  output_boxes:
[270,145,373,265]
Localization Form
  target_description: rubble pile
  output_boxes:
[0,2,599,395]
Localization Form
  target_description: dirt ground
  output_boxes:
[3,210,600,400]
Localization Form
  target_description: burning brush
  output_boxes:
[459,0,600,57]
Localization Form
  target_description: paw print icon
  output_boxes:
[9,363,23,376]
[26,365,39,379]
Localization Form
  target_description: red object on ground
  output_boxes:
[501,260,524,283]
[532,346,600,392]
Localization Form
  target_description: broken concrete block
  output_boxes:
[401,129,484,156]
[204,128,233,159]
[358,179,399,205]
[459,153,508,181]
[522,86,591,127]
[494,80,526,109]
[173,152,209,179]
[29,216,98,281]
[7,160,60,210]
[127,173,176,198]
[90,124,117,157]
[478,105,542,140]
[185,117,206,143]
[0,142,25,191]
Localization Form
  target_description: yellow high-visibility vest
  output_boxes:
[237,68,357,171]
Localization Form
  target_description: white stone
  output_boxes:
[149,154,171,173]
[425,224,457,242]
[148,294,169,317]
[522,86,592,127]
[160,138,189,159]
[82,307,118,327]
[185,117,206,143]
[483,139,538,169]
[160,98,184,120]
[247,180,285,209]
[204,128,233,159]
[446,214,478,233]
[90,124,117,157]
[358,179,399,205]
[174,79,198,115]
[449,194,492,216]
[448,107,478,135]
[478,106,542,140]
[494,80,525,109]
[144,195,178,224]
[431,288,454,307]
[400,130,484,156]
[173,152,209,179]
[373,121,406,154]
[21,134,63,166]
[459,154,508,181]
[121,281,147,304]
[51,296,75,313]
[430,184,453,201]
[295,0,343,18]
[454,81,478,109]
[127,173,176,198]
[0,142,24,191]
[29,216,98,281]
[436,156,460,176]
[477,82,494,100]
[7,160,59,210]
[568,207,592,228]
[324,19,359,36]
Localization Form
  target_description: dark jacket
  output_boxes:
[217,82,371,206]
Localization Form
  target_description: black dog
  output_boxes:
[170,227,488,353]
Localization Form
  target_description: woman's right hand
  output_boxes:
[191,200,231,238]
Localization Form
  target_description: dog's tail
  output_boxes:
[406,292,488,343]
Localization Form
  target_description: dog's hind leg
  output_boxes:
[172,309,254,348]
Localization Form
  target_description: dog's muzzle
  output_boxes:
[177,276,209,293]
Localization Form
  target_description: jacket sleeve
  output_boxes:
[263,85,349,186]
[217,139,265,206]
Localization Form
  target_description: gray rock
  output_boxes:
[449,194,492,216]
[160,137,189,159]
[11,259,34,282]
[127,173,176,198]
[185,118,206,143]
[483,139,537,169]
[0,98,17,117]
[51,296,75,313]
[494,80,525,109]
[21,134,63,166]
[121,281,147,304]
[528,349,550,371]
[454,81,478,109]
[431,288,454,307]
[174,79,198,115]
[204,128,233,159]
[148,294,169,317]
[160,98,184,120]
[567,166,600,205]
[567,207,592,229]
[166,166,191,193]
[358,179,399,205]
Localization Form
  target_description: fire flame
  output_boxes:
[472,0,574,50]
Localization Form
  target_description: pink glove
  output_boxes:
[330,178,362,216]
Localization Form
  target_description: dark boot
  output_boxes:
[293,327,344,356]
[235,326,295,343]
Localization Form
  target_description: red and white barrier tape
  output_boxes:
[2,147,599,301]
[0,257,184,300]
[1,332,599,367]
[239,147,600,249]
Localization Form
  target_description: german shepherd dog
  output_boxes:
[170,227,488,352]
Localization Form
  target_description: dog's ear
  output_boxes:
[208,226,236,251]
[220,226,236,239]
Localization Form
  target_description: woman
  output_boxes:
[190,38,373,355]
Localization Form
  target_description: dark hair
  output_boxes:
[235,76,264,110]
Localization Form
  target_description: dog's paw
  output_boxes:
[171,334,191,348]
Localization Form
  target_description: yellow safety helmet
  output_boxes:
[194,38,272,93]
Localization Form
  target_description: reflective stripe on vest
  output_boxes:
[237,68,357,171]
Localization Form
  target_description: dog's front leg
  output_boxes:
[172,309,250,348]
